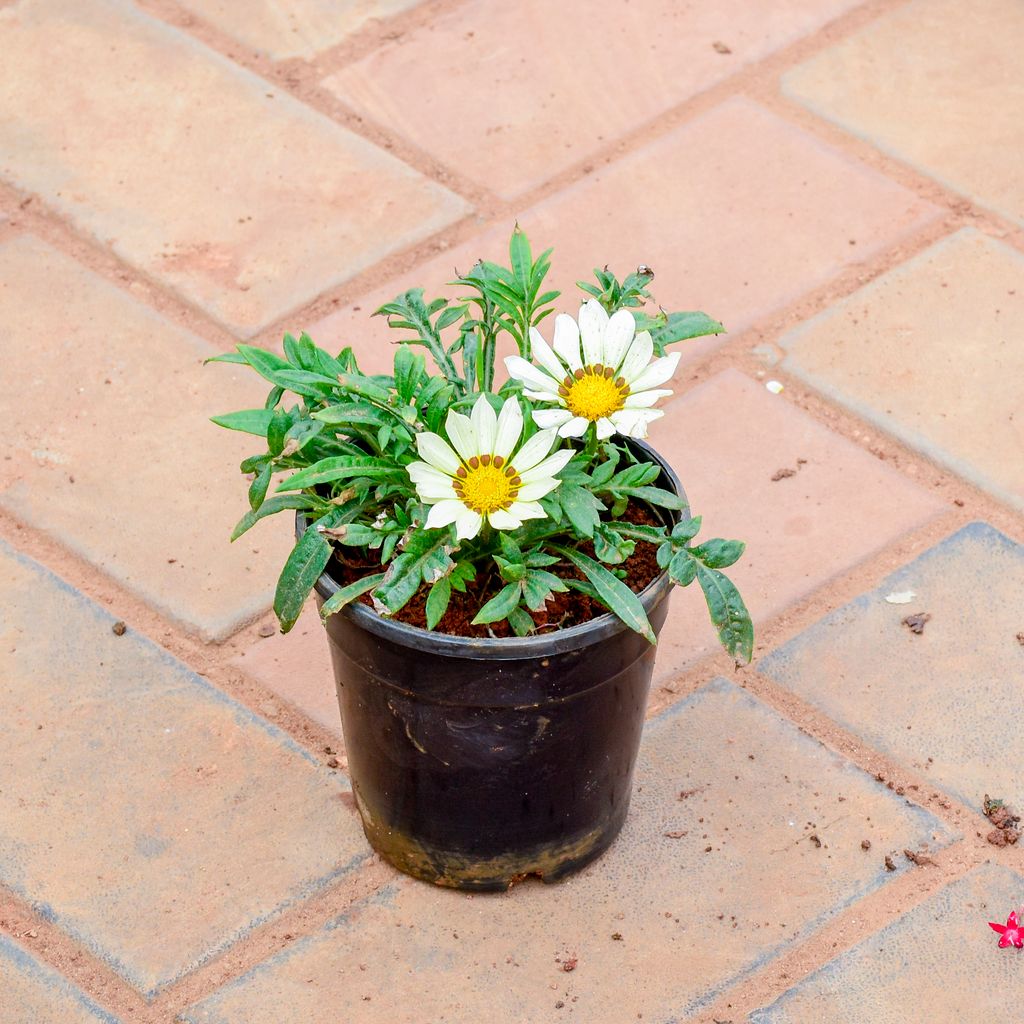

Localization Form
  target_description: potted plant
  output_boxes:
[211,229,752,890]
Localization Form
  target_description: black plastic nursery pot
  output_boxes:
[300,440,683,891]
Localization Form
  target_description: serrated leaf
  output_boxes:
[319,573,385,621]
[274,527,332,632]
[696,564,753,663]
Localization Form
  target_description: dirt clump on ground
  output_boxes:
[984,794,1021,847]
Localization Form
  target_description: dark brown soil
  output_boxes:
[984,794,1021,846]
[329,501,664,638]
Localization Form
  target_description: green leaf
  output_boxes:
[205,351,248,365]
[425,576,452,629]
[230,495,319,541]
[671,515,703,543]
[558,483,605,539]
[267,408,291,456]
[691,538,745,569]
[393,345,424,403]
[248,461,272,511]
[374,531,455,614]
[472,582,523,625]
[277,456,405,491]
[320,573,385,621]
[557,549,655,644]
[210,409,274,436]
[274,526,332,632]
[610,485,687,511]
[668,549,698,586]
[696,564,753,663]
[508,605,534,636]
[509,226,532,286]
[593,525,635,565]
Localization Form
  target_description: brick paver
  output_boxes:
[232,604,340,738]
[178,0,420,59]
[0,934,122,1024]
[759,522,1024,813]
[781,228,1024,512]
[784,0,1024,226]
[0,234,293,641]
[0,539,366,996]
[308,98,939,375]
[324,0,863,199]
[182,678,952,1023]
[648,369,946,676]
[0,0,466,337]
[751,863,1024,1022]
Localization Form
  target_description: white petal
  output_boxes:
[578,299,608,365]
[558,416,590,438]
[512,428,557,472]
[617,329,653,382]
[520,447,573,481]
[531,407,574,429]
[595,416,617,440]
[623,388,672,409]
[524,388,565,405]
[445,410,477,461]
[407,462,454,488]
[627,351,680,392]
[425,499,465,528]
[415,432,461,474]
[507,501,547,522]
[552,313,583,370]
[487,508,522,531]
[504,355,560,394]
[610,408,663,438]
[516,477,559,501]
[529,328,568,380]
[603,308,636,370]
[493,397,523,459]
[455,507,483,540]
[471,394,497,454]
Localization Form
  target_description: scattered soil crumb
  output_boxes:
[984,794,1021,846]
[326,757,340,769]
[555,1001,565,1009]
[611,932,623,941]
[902,612,931,635]
[1016,632,1024,646]
[884,854,897,872]
[664,830,688,839]
[111,621,127,636]
[712,40,732,53]
[808,833,822,848]
[771,467,796,481]
[903,848,937,867]
[678,786,707,801]
[561,957,577,973]
[861,839,872,851]
[258,623,276,638]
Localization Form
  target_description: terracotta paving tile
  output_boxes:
[751,863,1024,1022]
[781,228,1024,513]
[324,0,865,199]
[646,369,946,679]
[182,678,953,1024]
[0,0,467,337]
[759,522,1024,814]
[0,934,122,1024]
[0,235,293,640]
[232,603,341,738]
[177,0,421,59]
[783,0,1024,226]
[306,99,938,376]
[0,538,367,997]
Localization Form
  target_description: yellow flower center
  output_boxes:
[560,365,629,421]
[453,454,521,514]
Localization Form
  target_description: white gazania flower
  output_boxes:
[406,394,572,541]
[504,299,680,440]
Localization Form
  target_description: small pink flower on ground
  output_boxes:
[988,910,1024,948]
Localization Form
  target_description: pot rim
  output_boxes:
[299,438,684,661]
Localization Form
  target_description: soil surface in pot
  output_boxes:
[329,502,662,638]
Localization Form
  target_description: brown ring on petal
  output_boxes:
[557,385,569,397]
[603,366,615,378]
[573,368,585,380]
[456,466,468,478]
[468,456,480,469]
[510,475,522,487]
[480,454,491,467]
[493,455,504,468]
[615,377,626,390]
[504,466,516,478]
